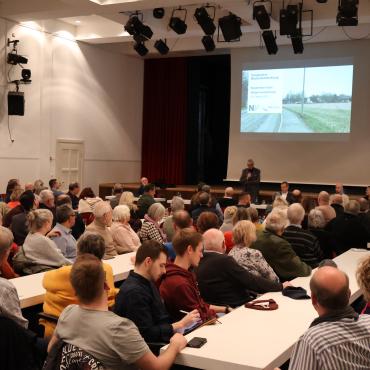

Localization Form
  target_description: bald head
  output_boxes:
[318,191,330,206]
[310,266,350,312]
[224,187,234,197]
[203,228,225,253]
[358,197,369,212]
[173,210,192,230]
[335,183,344,194]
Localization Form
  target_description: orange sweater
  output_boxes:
[41,262,118,337]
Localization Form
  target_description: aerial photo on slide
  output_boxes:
[241,65,353,133]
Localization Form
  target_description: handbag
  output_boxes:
[13,245,53,275]
[245,299,279,311]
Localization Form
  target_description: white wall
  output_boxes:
[228,40,370,186]
[0,20,144,194]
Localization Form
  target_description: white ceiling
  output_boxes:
[1,0,370,56]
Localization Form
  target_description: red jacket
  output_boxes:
[159,263,216,322]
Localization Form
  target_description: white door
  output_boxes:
[55,140,84,191]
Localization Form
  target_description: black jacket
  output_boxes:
[114,271,173,343]
[195,251,282,307]
[331,203,344,217]
[217,197,237,209]
[191,205,218,223]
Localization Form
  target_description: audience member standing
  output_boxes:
[239,159,261,203]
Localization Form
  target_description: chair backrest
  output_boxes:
[43,340,105,370]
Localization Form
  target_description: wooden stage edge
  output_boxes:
[99,183,366,203]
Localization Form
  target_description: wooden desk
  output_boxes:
[12,252,135,309]
[162,249,370,370]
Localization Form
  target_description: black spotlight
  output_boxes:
[218,13,242,42]
[253,5,270,30]
[280,5,299,36]
[291,34,304,54]
[153,8,165,19]
[169,8,188,35]
[154,39,169,55]
[134,42,148,57]
[262,31,278,55]
[7,52,28,65]
[125,16,153,42]
[202,35,216,52]
[194,7,216,35]
[21,68,31,81]
[337,0,358,26]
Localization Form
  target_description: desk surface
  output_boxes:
[162,248,370,370]
[12,252,135,309]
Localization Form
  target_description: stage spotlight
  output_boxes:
[201,35,216,52]
[194,7,216,35]
[153,8,165,19]
[218,13,242,42]
[279,5,299,36]
[7,52,28,65]
[154,39,169,55]
[125,16,153,42]
[21,69,31,82]
[291,34,304,54]
[253,5,270,30]
[337,0,358,26]
[169,8,188,35]
[134,42,148,57]
[262,30,278,55]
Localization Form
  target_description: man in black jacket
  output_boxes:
[239,159,261,203]
[114,240,200,344]
[195,229,289,307]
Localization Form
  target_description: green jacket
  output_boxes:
[251,229,311,281]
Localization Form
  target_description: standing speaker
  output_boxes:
[8,92,25,116]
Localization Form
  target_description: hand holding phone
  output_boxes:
[186,337,207,348]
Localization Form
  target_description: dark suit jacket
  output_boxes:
[276,192,295,205]
[331,203,344,217]
[217,197,237,208]
[239,167,261,192]
[195,251,282,307]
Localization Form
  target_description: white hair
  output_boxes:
[287,203,305,225]
[308,209,326,229]
[0,226,14,256]
[265,209,288,233]
[203,228,225,252]
[171,196,185,212]
[39,189,54,203]
[345,200,360,215]
[93,201,112,218]
[148,203,165,221]
[112,204,131,222]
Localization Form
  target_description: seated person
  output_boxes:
[138,203,167,244]
[191,192,219,225]
[49,178,63,198]
[10,190,36,246]
[137,183,156,219]
[66,182,80,210]
[77,187,102,214]
[159,228,228,322]
[220,206,237,233]
[164,210,193,261]
[137,177,149,196]
[41,232,118,337]
[163,196,185,242]
[330,194,345,217]
[276,181,295,205]
[236,192,251,209]
[196,211,219,234]
[224,207,250,253]
[85,201,117,259]
[229,221,279,283]
[356,255,370,314]
[0,226,28,328]
[217,187,237,209]
[111,205,141,253]
[358,197,370,241]
[200,185,223,222]
[38,189,57,226]
[109,183,124,209]
[7,187,23,209]
[47,255,187,370]
[316,191,336,224]
[15,209,71,274]
[251,209,311,281]
[114,240,200,343]
[50,205,77,261]
[283,203,323,268]
[118,191,142,232]
[326,200,368,255]
[196,229,286,307]
[288,266,370,370]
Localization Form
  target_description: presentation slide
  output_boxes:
[240,65,353,133]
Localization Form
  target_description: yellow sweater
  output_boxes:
[41,262,118,337]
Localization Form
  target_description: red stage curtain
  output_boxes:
[141,58,187,185]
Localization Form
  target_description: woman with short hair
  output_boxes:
[138,203,166,243]
[111,205,141,253]
[119,191,141,232]
[229,220,279,283]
